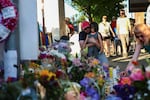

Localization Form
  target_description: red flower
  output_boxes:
[131,61,139,66]
[55,69,64,78]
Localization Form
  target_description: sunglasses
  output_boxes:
[84,27,90,30]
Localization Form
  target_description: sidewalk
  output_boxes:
[108,51,150,71]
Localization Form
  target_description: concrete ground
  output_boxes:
[108,50,150,71]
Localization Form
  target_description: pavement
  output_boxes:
[108,50,150,71]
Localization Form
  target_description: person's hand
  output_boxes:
[88,37,97,44]
[100,47,104,53]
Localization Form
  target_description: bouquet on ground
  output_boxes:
[113,60,150,100]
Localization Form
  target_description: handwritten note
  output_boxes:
[1,6,16,19]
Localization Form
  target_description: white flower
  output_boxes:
[129,94,133,98]
[147,80,150,84]
[137,94,141,100]
[28,68,34,73]
[148,85,150,91]
[144,93,148,96]
[22,88,31,96]
[146,66,150,72]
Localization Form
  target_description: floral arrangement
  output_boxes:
[1,38,150,100]
[113,60,150,100]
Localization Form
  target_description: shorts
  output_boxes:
[103,36,111,40]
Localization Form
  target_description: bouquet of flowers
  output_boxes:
[113,60,150,100]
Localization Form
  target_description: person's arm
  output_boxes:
[79,32,85,49]
[116,19,119,35]
[126,42,142,71]
[79,40,84,49]
[97,34,104,52]
[109,25,116,37]
[127,18,131,34]
[82,35,88,50]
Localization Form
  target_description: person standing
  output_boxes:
[65,17,74,37]
[110,16,117,55]
[110,16,117,34]
[99,16,115,57]
[116,9,131,57]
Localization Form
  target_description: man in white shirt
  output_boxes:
[116,9,131,57]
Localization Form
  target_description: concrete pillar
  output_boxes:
[19,0,39,60]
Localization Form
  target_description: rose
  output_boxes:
[119,77,132,85]
[130,68,145,81]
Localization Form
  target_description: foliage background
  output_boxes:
[65,0,124,23]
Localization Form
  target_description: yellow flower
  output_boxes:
[39,70,56,81]
[97,75,105,86]
[91,59,99,66]
[39,70,50,76]
[29,62,40,69]
[48,71,56,80]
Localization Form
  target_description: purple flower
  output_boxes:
[80,77,91,88]
[80,78,100,100]
[72,58,81,66]
[113,84,135,100]
[86,87,100,100]
[38,53,47,59]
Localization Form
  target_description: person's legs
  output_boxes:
[110,39,115,55]
[103,40,107,55]
[118,34,128,57]
[106,39,111,56]
[125,34,129,52]
[103,39,110,57]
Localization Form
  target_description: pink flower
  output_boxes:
[119,77,132,85]
[130,68,145,81]
[72,58,81,66]
[80,92,87,100]
[145,66,150,79]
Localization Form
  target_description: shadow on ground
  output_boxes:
[108,51,150,71]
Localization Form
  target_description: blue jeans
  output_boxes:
[97,52,109,66]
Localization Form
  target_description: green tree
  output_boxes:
[69,0,124,23]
